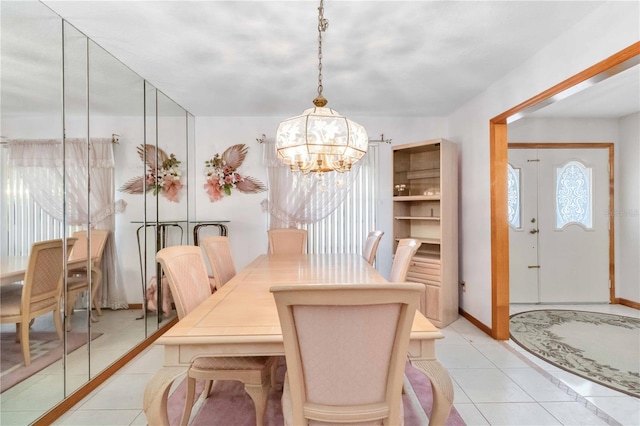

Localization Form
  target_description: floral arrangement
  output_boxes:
[119,144,184,202]
[204,144,266,202]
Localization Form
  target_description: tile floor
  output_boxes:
[0,308,172,425]
[9,304,640,425]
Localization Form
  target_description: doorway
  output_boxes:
[508,145,612,304]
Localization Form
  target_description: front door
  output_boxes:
[509,147,610,303]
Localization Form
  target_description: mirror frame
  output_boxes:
[489,41,640,340]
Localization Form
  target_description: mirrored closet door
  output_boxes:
[0,2,192,421]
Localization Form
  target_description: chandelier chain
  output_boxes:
[317,0,328,97]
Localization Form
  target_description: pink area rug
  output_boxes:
[167,359,465,425]
[0,330,101,392]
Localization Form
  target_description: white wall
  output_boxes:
[617,112,640,302]
[448,1,639,327]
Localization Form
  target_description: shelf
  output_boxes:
[395,237,440,245]
[394,216,440,221]
[393,195,440,201]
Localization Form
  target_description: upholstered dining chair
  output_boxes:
[363,230,384,265]
[267,228,307,254]
[200,235,236,291]
[390,238,422,282]
[271,283,423,426]
[66,229,109,330]
[156,245,276,426]
[0,238,76,366]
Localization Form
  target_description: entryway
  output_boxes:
[508,146,611,304]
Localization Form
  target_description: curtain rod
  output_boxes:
[0,135,120,145]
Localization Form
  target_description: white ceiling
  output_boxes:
[2,1,636,119]
[36,0,619,118]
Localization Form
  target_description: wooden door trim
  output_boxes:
[489,42,639,340]
[508,142,615,304]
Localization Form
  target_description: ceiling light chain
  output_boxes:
[315,0,328,107]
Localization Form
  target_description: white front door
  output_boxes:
[509,147,610,303]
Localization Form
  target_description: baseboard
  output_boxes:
[32,317,179,426]
[458,308,493,337]
[616,298,640,310]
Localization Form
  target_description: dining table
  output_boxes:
[143,253,454,425]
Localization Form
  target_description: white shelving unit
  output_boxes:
[392,138,459,327]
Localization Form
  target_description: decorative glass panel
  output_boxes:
[556,161,592,229]
[507,164,521,229]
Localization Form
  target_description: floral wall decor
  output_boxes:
[119,144,183,202]
[204,144,266,202]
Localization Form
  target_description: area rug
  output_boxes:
[0,331,102,393]
[510,309,640,397]
[167,359,465,425]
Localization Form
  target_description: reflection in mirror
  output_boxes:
[0,1,66,423]
[62,20,90,395]
[1,3,195,422]
[87,39,146,380]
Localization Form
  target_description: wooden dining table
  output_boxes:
[143,253,454,425]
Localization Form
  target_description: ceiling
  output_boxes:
[34,0,625,118]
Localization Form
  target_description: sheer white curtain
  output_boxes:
[262,139,362,228]
[7,138,128,309]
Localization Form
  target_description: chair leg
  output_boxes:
[180,376,197,426]
[244,380,270,426]
[92,269,103,317]
[54,306,64,339]
[202,380,213,398]
[15,323,20,343]
[20,321,31,366]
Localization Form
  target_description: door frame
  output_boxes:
[489,42,640,340]
[508,142,614,304]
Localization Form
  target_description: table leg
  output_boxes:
[143,366,187,426]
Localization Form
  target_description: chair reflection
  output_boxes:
[271,283,423,426]
[66,229,109,331]
[0,238,76,366]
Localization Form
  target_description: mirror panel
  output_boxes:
[87,39,146,379]
[0,2,66,422]
[1,3,194,421]
[62,20,90,394]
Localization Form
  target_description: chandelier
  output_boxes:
[275,0,368,175]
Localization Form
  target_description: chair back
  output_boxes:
[200,236,236,290]
[156,245,212,319]
[389,239,422,282]
[271,283,422,425]
[268,228,307,255]
[363,230,384,265]
[22,238,77,317]
[69,229,109,268]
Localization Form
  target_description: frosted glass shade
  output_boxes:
[276,106,368,173]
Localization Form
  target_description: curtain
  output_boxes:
[7,138,128,309]
[262,139,363,228]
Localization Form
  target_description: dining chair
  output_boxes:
[267,228,307,254]
[271,283,423,426]
[156,245,276,426]
[66,229,109,330]
[0,238,77,366]
[390,238,422,282]
[363,230,384,265]
[200,235,236,291]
